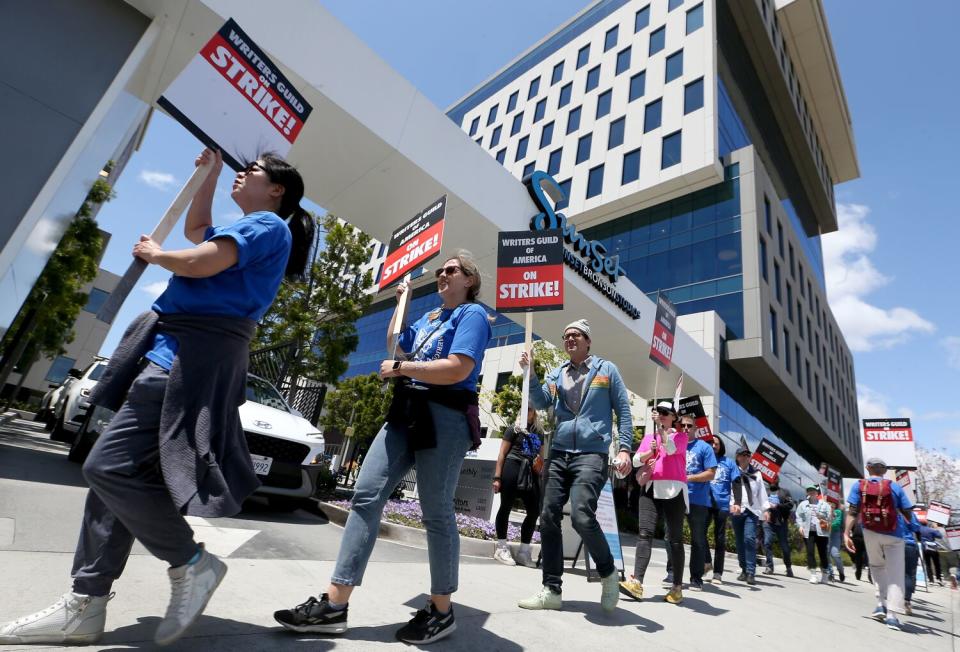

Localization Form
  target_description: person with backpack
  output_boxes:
[843,457,915,631]
[762,483,795,577]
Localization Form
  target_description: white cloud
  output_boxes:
[942,337,960,370]
[822,203,934,351]
[897,407,915,419]
[856,384,891,419]
[138,170,179,191]
[140,281,168,298]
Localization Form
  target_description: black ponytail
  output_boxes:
[256,153,314,278]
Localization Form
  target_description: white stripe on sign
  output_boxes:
[184,516,259,558]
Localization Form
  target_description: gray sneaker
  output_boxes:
[518,587,562,610]
[600,572,620,612]
[154,546,227,646]
[0,592,112,645]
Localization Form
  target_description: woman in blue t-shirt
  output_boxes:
[276,250,492,645]
[704,436,739,584]
[0,148,313,647]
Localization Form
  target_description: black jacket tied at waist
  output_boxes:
[387,381,481,451]
[88,310,259,518]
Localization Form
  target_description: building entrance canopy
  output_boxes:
[123,0,717,400]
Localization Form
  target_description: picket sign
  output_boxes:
[517,312,533,428]
[96,159,216,324]
[389,273,413,361]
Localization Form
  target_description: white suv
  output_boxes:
[51,358,108,441]
[67,371,327,509]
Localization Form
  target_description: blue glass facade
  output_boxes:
[783,198,826,290]
[581,164,745,338]
[342,286,536,380]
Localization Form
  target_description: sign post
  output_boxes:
[678,395,713,441]
[649,293,677,408]
[585,479,627,581]
[99,18,313,324]
[820,463,843,506]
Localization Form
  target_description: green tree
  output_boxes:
[0,177,114,396]
[256,213,374,390]
[320,372,392,446]
[487,340,567,432]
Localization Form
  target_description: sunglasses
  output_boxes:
[562,332,584,340]
[434,265,464,278]
[678,423,696,429]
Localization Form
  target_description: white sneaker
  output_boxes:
[809,571,820,584]
[154,547,227,646]
[820,572,829,584]
[0,591,112,644]
[515,549,537,568]
[493,546,516,566]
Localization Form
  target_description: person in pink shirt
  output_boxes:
[619,401,689,604]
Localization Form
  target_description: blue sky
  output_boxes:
[92,1,958,452]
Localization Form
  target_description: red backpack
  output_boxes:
[859,479,898,533]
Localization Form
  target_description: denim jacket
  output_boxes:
[529,356,633,455]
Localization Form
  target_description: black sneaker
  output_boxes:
[737,572,747,582]
[274,594,348,634]
[396,603,456,645]
[746,574,757,586]
[786,567,794,578]
[690,579,704,591]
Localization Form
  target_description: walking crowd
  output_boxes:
[0,153,952,645]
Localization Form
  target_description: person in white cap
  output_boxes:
[517,319,633,613]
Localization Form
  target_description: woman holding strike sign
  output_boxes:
[275,250,492,645]
[0,148,313,647]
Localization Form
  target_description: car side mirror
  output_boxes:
[68,368,83,379]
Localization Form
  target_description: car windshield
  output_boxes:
[245,376,290,412]
[89,363,107,381]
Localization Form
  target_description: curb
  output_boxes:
[318,501,541,559]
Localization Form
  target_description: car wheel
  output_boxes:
[268,495,306,512]
[67,412,97,464]
[50,413,72,442]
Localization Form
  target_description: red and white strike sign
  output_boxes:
[496,229,564,313]
[379,196,447,290]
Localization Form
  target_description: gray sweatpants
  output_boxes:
[71,361,198,596]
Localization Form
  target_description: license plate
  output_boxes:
[250,454,273,476]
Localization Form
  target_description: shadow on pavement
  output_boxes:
[233,497,331,525]
[98,615,332,651]
[561,600,665,633]
[0,439,87,488]
[675,595,729,616]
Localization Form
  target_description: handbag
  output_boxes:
[516,457,535,492]
[532,455,544,475]
[634,433,659,485]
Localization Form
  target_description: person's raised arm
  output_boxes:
[519,349,554,410]
[385,280,412,353]
[184,149,222,244]
[133,235,237,278]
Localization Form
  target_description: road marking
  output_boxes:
[184,516,259,558]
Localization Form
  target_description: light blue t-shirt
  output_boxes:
[900,512,921,546]
[710,457,741,511]
[397,302,492,391]
[146,211,291,370]
[686,438,719,508]
[846,476,913,539]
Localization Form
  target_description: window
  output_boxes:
[789,244,796,278]
[490,125,502,148]
[522,162,535,180]
[635,5,650,32]
[534,98,547,123]
[495,148,506,164]
[807,318,813,353]
[577,44,590,69]
[474,137,482,146]
[661,130,681,168]
[669,0,683,10]
[764,196,772,234]
[596,89,612,118]
[511,113,523,136]
[585,65,601,92]
[507,91,518,113]
[760,236,768,281]
[604,26,619,51]
[551,61,564,85]
[45,356,77,384]
[644,99,662,132]
[83,288,109,314]
[540,121,554,149]
[629,71,646,102]
[622,148,641,184]
[608,117,625,149]
[486,104,498,126]
[784,329,792,373]
[558,82,572,108]
[548,148,562,176]
[586,164,604,198]
[528,76,540,100]
[616,47,631,75]
[806,360,812,400]
[567,106,581,134]
[665,50,683,83]
[576,134,592,164]
[798,306,804,338]
[777,221,784,257]
[686,3,704,34]
[770,308,779,357]
[556,178,572,210]
[787,283,794,321]
[468,116,479,137]
[774,261,782,303]
[684,77,703,113]
[649,26,666,55]
[515,136,529,161]
[495,371,513,393]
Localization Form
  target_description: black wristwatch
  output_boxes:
[393,360,403,371]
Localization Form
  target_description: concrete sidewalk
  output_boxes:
[1,544,956,651]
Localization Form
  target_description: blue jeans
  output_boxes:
[904,543,919,602]
[762,520,793,571]
[732,511,760,575]
[331,402,471,595]
[540,452,611,592]
[827,529,844,577]
[687,504,710,582]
